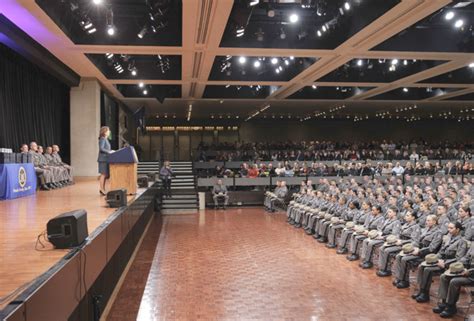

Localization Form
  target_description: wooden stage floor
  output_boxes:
[0,178,139,307]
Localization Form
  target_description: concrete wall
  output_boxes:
[70,80,101,176]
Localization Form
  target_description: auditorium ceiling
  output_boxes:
[1,0,473,122]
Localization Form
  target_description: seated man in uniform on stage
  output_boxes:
[212,179,229,209]
[268,181,288,213]
[20,144,29,154]
[52,144,74,184]
[43,146,69,188]
[28,141,54,191]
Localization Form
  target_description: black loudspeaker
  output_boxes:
[137,176,148,188]
[47,209,88,249]
[106,189,127,208]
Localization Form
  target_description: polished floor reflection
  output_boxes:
[113,208,466,321]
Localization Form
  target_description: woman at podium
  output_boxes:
[98,126,113,195]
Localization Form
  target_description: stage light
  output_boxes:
[403,59,408,66]
[290,56,294,60]
[317,30,322,37]
[312,85,317,89]
[284,60,289,66]
[278,66,283,71]
[289,14,299,23]
[137,26,147,38]
[92,0,102,5]
[469,62,474,68]
[357,59,363,66]
[107,25,115,36]
[391,59,398,65]
[271,58,278,65]
[82,22,93,30]
[238,56,246,64]
[454,19,464,28]
[275,68,280,74]
[322,25,327,32]
[403,87,409,92]
[138,82,144,88]
[254,60,261,68]
[445,11,455,20]
[344,2,350,10]
[249,0,259,6]
[131,67,137,76]
[143,90,148,95]
[105,53,114,59]
[88,28,97,34]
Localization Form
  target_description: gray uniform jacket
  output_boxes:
[378,218,401,236]
[367,215,385,231]
[397,221,421,241]
[460,217,474,241]
[438,234,468,266]
[415,225,443,257]
[28,151,42,167]
[213,185,228,194]
[276,186,288,199]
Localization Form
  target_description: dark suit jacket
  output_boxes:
[98,137,112,162]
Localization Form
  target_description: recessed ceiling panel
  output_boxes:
[373,2,474,52]
[288,86,374,100]
[203,85,278,99]
[209,56,317,81]
[319,58,446,82]
[420,65,474,84]
[87,54,181,80]
[446,92,474,101]
[220,0,400,49]
[116,84,181,101]
[369,87,462,100]
[36,0,182,46]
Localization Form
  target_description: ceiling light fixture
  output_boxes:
[271,58,278,65]
[143,89,148,95]
[290,56,294,60]
[106,9,115,36]
[403,59,408,66]
[357,59,363,67]
[105,53,114,59]
[403,87,409,92]
[249,0,259,6]
[92,0,102,5]
[317,30,322,37]
[391,59,399,65]
[275,68,280,74]
[137,26,147,39]
[279,28,286,39]
[312,85,317,89]
[322,25,327,32]
[107,25,115,36]
[131,67,137,76]
[289,13,299,23]
[236,27,245,37]
[238,56,247,64]
[344,2,350,11]
[284,60,289,66]
[87,28,97,34]
[445,11,455,20]
[469,62,474,68]
[454,19,464,28]
[254,60,261,68]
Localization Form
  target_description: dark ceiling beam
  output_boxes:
[0,14,80,87]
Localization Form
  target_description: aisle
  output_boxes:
[110,208,454,321]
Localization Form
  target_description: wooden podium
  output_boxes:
[108,146,138,195]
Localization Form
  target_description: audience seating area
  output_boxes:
[274,175,474,318]
[195,140,474,162]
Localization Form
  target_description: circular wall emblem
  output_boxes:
[18,166,27,188]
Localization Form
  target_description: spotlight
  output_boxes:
[317,30,322,37]
[312,85,317,89]
[238,56,247,64]
[138,82,144,88]
[469,62,474,68]
[271,58,278,65]
[403,59,408,66]
[143,90,148,95]
[107,25,115,36]
[278,66,283,71]
[290,56,294,60]
[137,26,147,39]
[445,11,455,21]
[322,25,327,32]
[249,0,259,6]
[92,0,102,4]
[254,60,261,68]
[403,87,408,92]
[391,59,399,65]
[131,67,137,76]
[275,68,280,74]
[289,14,299,23]
[454,19,464,28]
[344,2,350,10]
[284,60,289,66]
[357,59,363,67]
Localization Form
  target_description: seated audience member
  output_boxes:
[28,141,54,191]
[393,214,443,289]
[52,145,74,183]
[432,245,474,318]
[267,181,288,213]
[247,164,259,178]
[392,162,405,176]
[377,211,420,277]
[412,222,467,303]
[212,179,229,209]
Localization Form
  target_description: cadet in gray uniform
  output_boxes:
[377,211,420,277]
[393,214,444,289]
[52,145,74,184]
[458,206,473,241]
[359,206,401,269]
[337,201,369,254]
[28,142,54,190]
[212,179,229,209]
[433,243,474,318]
[412,222,467,303]
[38,146,63,188]
[269,181,288,212]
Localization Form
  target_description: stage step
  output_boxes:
[162,199,197,204]
[160,161,197,214]
[162,203,197,209]
[137,161,160,176]
[162,209,198,215]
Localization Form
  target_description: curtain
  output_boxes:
[0,44,70,162]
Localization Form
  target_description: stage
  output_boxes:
[0,178,145,309]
